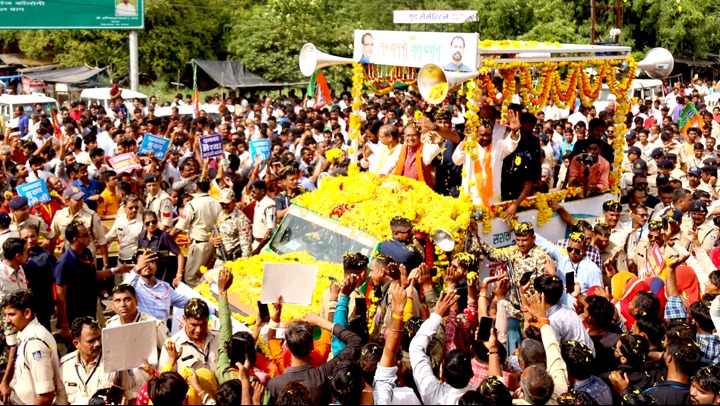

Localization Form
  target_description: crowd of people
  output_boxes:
[0,74,718,405]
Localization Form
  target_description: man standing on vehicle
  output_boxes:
[249,180,276,256]
[13,107,28,138]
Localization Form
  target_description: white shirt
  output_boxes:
[116,1,137,15]
[453,135,519,205]
[568,111,588,127]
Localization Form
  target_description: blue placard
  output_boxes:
[200,134,224,159]
[249,139,272,162]
[138,133,171,159]
[17,179,50,206]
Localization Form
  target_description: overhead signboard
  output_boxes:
[393,10,479,24]
[0,0,145,30]
[353,30,479,70]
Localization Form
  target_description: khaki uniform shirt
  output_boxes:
[105,312,169,400]
[681,219,719,253]
[106,215,144,261]
[51,205,107,255]
[217,208,252,258]
[11,214,55,241]
[11,318,67,405]
[60,352,116,405]
[630,238,681,274]
[158,328,220,372]
[594,218,632,251]
[146,191,174,229]
[252,196,276,240]
[175,193,221,242]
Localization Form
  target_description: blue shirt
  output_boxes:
[71,179,102,211]
[535,234,604,308]
[127,273,190,322]
[331,295,351,356]
[380,238,423,272]
[54,247,98,324]
[17,114,29,136]
[574,375,613,406]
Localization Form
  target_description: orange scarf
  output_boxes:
[393,144,425,183]
[473,143,494,207]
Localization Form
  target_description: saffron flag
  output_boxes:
[313,72,331,110]
[50,109,62,140]
[677,103,701,135]
[645,242,664,277]
[191,87,200,119]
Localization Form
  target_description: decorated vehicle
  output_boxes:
[196,35,674,324]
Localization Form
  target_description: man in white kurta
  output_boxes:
[453,117,521,206]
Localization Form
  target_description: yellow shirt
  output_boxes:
[97,189,120,217]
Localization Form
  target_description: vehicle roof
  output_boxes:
[0,93,58,104]
[80,88,148,100]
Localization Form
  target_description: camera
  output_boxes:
[577,153,598,167]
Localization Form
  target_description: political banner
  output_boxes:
[645,242,665,278]
[393,10,478,24]
[200,134,223,159]
[138,133,171,159]
[249,139,271,163]
[0,0,145,30]
[17,179,50,205]
[353,30,479,70]
[108,153,142,174]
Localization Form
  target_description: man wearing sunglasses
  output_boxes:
[627,212,695,276]
[379,216,423,273]
[680,200,718,254]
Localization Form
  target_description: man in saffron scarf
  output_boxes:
[452,111,522,207]
[381,122,447,188]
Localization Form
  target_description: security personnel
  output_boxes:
[59,317,115,405]
[211,189,252,260]
[9,196,56,252]
[158,299,219,372]
[249,180,276,256]
[51,187,110,269]
[105,195,144,264]
[681,199,718,253]
[170,177,221,287]
[144,174,174,231]
[4,289,67,405]
[107,283,168,402]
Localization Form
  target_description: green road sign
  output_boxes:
[0,0,144,30]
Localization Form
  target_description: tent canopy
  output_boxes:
[186,59,303,91]
[23,66,105,84]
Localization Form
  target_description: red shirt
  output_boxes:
[32,199,63,226]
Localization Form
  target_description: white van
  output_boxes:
[594,79,665,112]
[0,93,60,130]
[79,88,149,112]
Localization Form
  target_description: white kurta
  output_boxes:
[452,136,519,205]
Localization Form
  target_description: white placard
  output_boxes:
[353,30,479,70]
[393,10,479,24]
[102,320,158,372]
[261,263,318,306]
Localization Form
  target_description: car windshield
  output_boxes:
[16,102,56,117]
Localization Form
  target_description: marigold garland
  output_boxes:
[294,173,473,244]
[195,252,344,326]
[349,63,365,141]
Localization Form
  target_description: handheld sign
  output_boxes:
[102,320,158,372]
[17,179,50,205]
[261,263,318,306]
[139,133,171,159]
[200,134,223,159]
[108,152,142,174]
[249,139,271,162]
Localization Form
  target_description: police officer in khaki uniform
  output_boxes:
[105,195,144,264]
[51,187,110,269]
[106,283,168,402]
[9,196,56,252]
[59,317,116,405]
[3,290,67,405]
[144,174,174,231]
[171,178,221,287]
[158,299,219,372]
[681,199,719,253]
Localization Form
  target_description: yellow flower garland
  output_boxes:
[349,63,365,141]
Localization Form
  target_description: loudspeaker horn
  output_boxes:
[417,63,481,104]
[637,47,674,79]
[299,43,354,77]
[432,228,456,252]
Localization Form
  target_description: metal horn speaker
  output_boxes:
[432,228,456,252]
[298,43,354,77]
[637,47,674,79]
[417,63,480,104]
